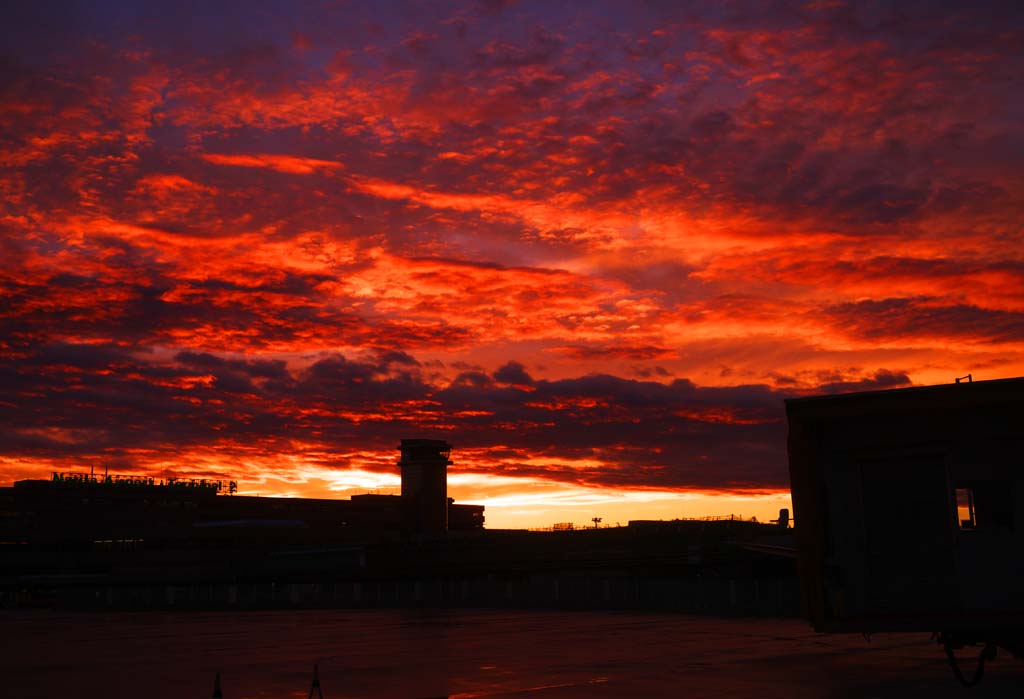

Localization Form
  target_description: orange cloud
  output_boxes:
[2,3,1023,526]
[202,153,345,174]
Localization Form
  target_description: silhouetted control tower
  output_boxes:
[399,439,452,537]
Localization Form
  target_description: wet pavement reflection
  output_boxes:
[3,609,1023,698]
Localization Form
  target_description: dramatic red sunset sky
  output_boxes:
[2,1,1022,528]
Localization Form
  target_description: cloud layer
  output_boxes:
[2,1,1022,522]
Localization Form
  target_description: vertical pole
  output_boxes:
[308,664,324,699]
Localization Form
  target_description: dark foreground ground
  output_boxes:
[3,609,1022,698]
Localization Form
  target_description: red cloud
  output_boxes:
[202,153,345,174]
[1,2,1023,521]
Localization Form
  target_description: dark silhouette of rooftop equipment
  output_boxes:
[399,439,452,538]
[771,508,790,529]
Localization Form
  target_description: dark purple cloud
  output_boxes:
[1,0,1022,510]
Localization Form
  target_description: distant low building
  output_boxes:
[0,441,484,552]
